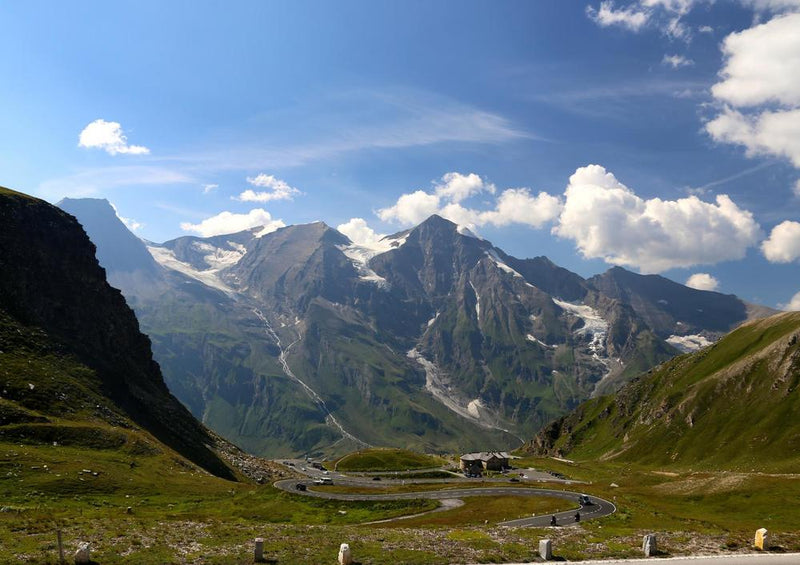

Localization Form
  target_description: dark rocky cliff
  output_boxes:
[0,187,235,479]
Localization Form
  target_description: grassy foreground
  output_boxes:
[5,445,800,563]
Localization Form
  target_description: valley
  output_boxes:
[2,188,798,564]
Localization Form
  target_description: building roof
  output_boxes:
[460,451,510,461]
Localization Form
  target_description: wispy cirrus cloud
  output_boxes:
[36,165,196,200]
[46,88,533,202]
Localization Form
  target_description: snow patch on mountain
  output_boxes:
[526,334,556,349]
[337,232,409,286]
[553,298,609,359]
[192,241,247,270]
[485,249,523,278]
[337,244,389,287]
[147,245,234,294]
[469,281,481,324]
[457,225,482,239]
[666,333,713,353]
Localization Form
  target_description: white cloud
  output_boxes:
[36,165,194,200]
[236,174,301,202]
[378,190,442,225]
[78,119,150,156]
[782,290,800,311]
[434,172,494,203]
[337,218,386,248]
[761,220,800,263]
[686,273,719,291]
[706,107,800,168]
[479,189,564,228]
[110,202,143,232]
[586,0,703,40]
[662,54,694,68]
[180,208,285,238]
[552,164,763,273]
[711,13,800,108]
[706,12,800,169]
[377,172,562,231]
[586,1,650,31]
[202,183,219,194]
[739,0,800,13]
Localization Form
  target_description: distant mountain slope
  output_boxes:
[588,266,775,343]
[1,187,235,479]
[60,198,777,458]
[527,311,800,472]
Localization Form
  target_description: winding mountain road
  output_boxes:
[273,478,616,527]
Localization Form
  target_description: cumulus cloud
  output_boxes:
[337,218,387,248]
[706,107,800,168]
[586,1,650,31]
[761,220,800,263]
[711,13,800,108]
[552,164,762,273]
[706,12,800,169]
[377,172,562,231]
[662,54,694,68]
[378,190,442,225]
[686,273,719,291]
[479,189,564,228]
[434,172,494,203]
[180,208,285,237]
[782,290,800,311]
[78,119,150,155]
[236,174,301,202]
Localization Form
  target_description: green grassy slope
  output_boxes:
[334,448,446,471]
[528,312,800,472]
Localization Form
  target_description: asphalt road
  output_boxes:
[273,478,616,527]
[492,555,800,564]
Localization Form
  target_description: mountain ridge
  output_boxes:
[60,198,777,457]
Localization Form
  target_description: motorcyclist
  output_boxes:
[550,515,557,526]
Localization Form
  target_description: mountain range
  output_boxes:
[58,197,775,457]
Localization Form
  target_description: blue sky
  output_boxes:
[2,0,800,308]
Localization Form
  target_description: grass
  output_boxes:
[5,445,800,563]
[334,448,447,472]
[376,495,570,528]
